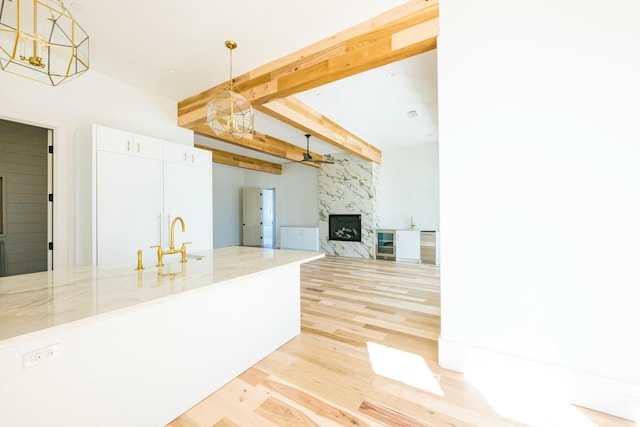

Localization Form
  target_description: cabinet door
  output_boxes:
[132,134,164,160]
[163,141,190,165]
[96,151,163,267]
[190,147,211,168]
[95,125,134,155]
[163,160,212,254]
[396,230,421,261]
[163,143,210,167]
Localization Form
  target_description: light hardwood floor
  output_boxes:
[167,256,634,427]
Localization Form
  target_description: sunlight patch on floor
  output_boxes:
[466,355,598,427]
[366,342,443,396]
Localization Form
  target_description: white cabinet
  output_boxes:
[375,229,421,262]
[96,150,164,267]
[164,143,211,168]
[280,227,319,251]
[75,125,212,268]
[94,126,163,160]
[163,143,212,253]
[396,229,421,262]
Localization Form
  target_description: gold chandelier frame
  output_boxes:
[206,40,254,139]
[0,0,89,86]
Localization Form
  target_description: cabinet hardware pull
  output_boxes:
[167,214,171,246]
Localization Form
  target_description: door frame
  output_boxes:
[0,116,55,272]
[47,128,53,270]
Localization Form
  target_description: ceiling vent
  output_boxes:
[406,110,419,119]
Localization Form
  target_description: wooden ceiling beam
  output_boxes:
[257,97,382,164]
[178,0,439,164]
[193,125,321,168]
[195,145,283,175]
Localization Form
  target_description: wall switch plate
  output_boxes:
[23,344,59,369]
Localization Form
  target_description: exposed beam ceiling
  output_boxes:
[258,97,382,164]
[193,128,321,168]
[178,0,439,165]
[195,145,283,175]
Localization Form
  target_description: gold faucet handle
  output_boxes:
[180,242,192,263]
[150,245,164,267]
[135,249,144,271]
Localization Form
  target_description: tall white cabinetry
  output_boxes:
[95,128,164,267]
[163,143,213,252]
[76,125,212,268]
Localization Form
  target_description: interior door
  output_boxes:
[242,187,262,246]
[261,188,276,248]
[0,119,50,277]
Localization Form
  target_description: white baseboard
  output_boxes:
[439,336,639,422]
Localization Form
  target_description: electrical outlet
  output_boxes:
[23,344,59,369]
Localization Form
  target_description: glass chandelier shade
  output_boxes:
[0,0,89,86]
[206,40,254,139]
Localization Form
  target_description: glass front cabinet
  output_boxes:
[375,229,396,260]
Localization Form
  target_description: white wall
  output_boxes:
[0,70,193,269]
[243,163,319,248]
[211,162,318,249]
[212,163,244,248]
[438,0,640,421]
[379,144,439,230]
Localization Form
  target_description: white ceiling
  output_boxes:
[68,0,438,161]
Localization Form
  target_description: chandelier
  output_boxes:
[0,0,89,86]
[206,40,254,139]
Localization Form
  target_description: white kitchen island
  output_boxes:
[0,246,323,427]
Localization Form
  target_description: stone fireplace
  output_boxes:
[319,152,380,258]
[328,214,362,242]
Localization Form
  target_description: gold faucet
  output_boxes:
[135,249,144,270]
[150,216,191,267]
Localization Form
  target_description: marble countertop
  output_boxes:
[0,246,323,345]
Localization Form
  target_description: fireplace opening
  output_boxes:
[328,214,361,242]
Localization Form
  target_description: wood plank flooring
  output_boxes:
[167,256,634,427]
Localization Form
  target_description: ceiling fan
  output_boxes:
[297,134,334,164]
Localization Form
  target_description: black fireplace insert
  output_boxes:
[328,214,361,242]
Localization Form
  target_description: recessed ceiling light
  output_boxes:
[168,68,178,75]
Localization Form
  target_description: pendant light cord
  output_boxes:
[228,45,233,90]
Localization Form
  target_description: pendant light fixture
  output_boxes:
[207,40,254,139]
[0,0,89,86]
